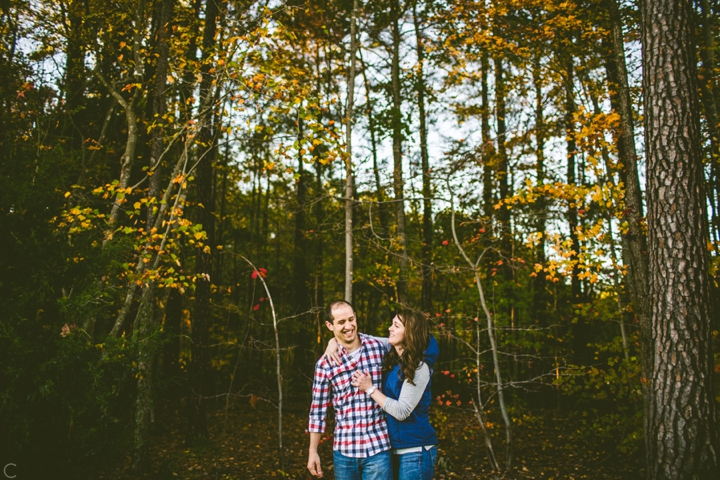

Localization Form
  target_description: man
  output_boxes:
[307,300,391,479]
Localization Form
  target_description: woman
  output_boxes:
[348,309,439,480]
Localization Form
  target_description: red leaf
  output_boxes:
[259,297,265,302]
[251,271,258,279]
[253,304,260,310]
[259,267,268,278]
[442,240,449,245]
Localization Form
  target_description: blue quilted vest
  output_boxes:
[382,335,439,448]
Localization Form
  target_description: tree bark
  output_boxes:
[293,116,309,311]
[481,49,494,229]
[494,56,509,245]
[188,0,221,443]
[603,0,652,430]
[390,0,408,305]
[563,56,581,302]
[344,0,358,303]
[147,0,175,227]
[62,0,88,150]
[131,0,175,471]
[532,54,547,325]
[641,0,719,477]
[414,1,433,312]
[359,48,389,233]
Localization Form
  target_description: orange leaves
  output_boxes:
[121,83,141,92]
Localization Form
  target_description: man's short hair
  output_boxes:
[325,300,355,323]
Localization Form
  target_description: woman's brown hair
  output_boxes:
[382,309,429,385]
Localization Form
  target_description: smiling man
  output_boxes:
[307,300,391,479]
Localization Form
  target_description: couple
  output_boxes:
[307,300,439,479]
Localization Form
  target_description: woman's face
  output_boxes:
[388,315,405,348]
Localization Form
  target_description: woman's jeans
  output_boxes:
[393,446,437,480]
[333,449,392,480]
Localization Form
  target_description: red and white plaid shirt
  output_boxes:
[308,333,390,458]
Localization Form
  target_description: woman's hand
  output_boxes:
[321,337,342,366]
[351,369,374,393]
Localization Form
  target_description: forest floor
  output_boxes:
[106,400,643,480]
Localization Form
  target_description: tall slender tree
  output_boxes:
[390,0,409,305]
[413,0,433,312]
[189,0,221,443]
[345,0,359,302]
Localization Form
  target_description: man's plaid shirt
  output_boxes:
[308,333,390,458]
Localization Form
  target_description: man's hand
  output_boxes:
[307,450,323,477]
[308,432,324,477]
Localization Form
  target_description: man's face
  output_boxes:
[326,303,358,347]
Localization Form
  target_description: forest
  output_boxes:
[0,0,718,478]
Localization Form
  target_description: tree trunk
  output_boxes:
[603,0,652,428]
[188,0,220,443]
[345,0,358,303]
[642,0,719,477]
[494,56,510,252]
[98,0,146,241]
[390,0,408,305]
[532,54,547,326]
[163,284,182,382]
[413,1,433,312]
[564,57,581,302]
[131,0,174,470]
[360,49,389,233]
[62,0,88,150]
[148,0,175,227]
[481,49,494,229]
[131,282,157,473]
[293,116,309,311]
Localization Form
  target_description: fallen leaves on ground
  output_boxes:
[103,401,642,479]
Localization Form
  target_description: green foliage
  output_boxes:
[555,297,644,456]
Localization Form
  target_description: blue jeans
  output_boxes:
[393,446,437,480]
[333,449,392,480]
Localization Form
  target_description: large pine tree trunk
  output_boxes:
[642,0,719,477]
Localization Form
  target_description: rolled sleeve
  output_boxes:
[308,360,331,433]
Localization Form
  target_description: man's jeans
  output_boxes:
[333,449,392,480]
[393,446,437,480]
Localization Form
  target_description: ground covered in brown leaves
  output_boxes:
[105,400,643,480]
